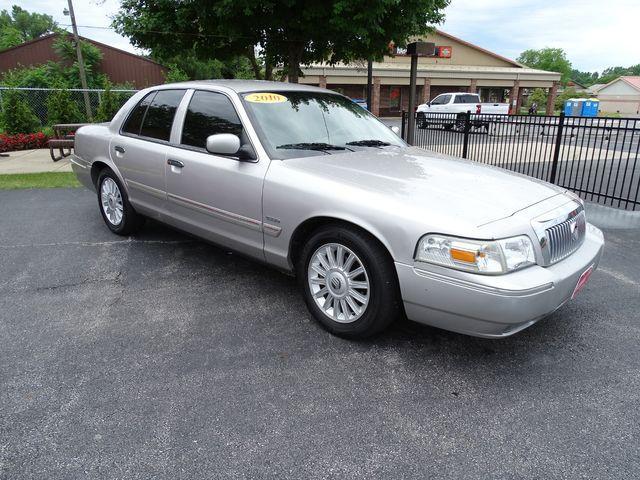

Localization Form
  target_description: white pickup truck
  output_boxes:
[416,92,509,130]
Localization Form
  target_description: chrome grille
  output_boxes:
[545,210,586,264]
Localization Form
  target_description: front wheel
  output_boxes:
[97,169,144,235]
[297,225,401,339]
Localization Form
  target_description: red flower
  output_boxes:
[0,132,50,153]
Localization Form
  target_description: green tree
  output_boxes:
[95,81,122,122]
[526,88,548,112]
[599,64,640,84]
[0,90,41,133]
[164,63,190,83]
[46,87,83,125]
[52,33,106,88]
[0,5,57,48]
[554,87,582,111]
[113,0,449,83]
[570,69,599,87]
[162,54,256,81]
[517,48,572,84]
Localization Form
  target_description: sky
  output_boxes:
[17,0,640,73]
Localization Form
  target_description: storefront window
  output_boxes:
[389,87,401,110]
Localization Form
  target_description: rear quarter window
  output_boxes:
[121,92,155,135]
[139,90,186,141]
[454,94,480,104]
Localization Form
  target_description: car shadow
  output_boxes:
[131,219,581,375]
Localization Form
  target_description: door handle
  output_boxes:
[167,159,184,168]
[114,146,125,154]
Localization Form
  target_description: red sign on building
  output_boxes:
[436,46,452,58]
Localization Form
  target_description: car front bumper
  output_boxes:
[395,223,605,338]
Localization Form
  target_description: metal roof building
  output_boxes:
[0,33,167,89]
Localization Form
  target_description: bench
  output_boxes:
[49,123,89,162]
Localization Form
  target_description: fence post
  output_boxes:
[549,112,565,184]
[400,110,407,142]
[462,111,471,159]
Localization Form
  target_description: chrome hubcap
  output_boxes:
[100,177,123,225]
[307,243,370,323]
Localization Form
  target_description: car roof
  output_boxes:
[164,79,330,94]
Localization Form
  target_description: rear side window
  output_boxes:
[181,91,243,149]
[454,94,480,104]
[122,92,155,135]
[139,89,186,141]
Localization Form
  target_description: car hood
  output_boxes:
[281,147,564,228]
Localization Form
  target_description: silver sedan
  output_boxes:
[71,80,604,339]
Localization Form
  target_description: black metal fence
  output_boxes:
[401,111,640,211]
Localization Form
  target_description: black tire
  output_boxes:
[96,168,144,235]
[296,224,401,339]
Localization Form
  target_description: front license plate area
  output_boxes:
[572,265,594,299]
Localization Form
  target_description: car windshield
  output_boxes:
[241,91,405,159]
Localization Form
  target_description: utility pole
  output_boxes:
[406,42,435,144]
[66,0,92,121]
[366,59,373,111]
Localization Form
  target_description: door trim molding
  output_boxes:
[125,179,166,199]
[167,192,281,237]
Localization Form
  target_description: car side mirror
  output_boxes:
[206,134,241,156]
[390,125,400,135]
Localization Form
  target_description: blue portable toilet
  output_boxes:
[581,99,599,117]
[564,99,581,116]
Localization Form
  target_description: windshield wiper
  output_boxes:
[345,139,391,147]
[276,142,346,151]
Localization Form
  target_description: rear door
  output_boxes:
[112,89,186,218]
[163,89,269,260]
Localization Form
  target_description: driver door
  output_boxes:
[164,89,269,261]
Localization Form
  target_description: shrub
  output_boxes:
[0,132,49,153]
[95,81,121,122]
[46,88,83,125]
[0,90,41,134]
[526,88,548,109]
[164,63,189,83]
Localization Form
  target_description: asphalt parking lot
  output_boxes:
[2,188,640,479]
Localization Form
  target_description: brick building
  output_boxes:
[300,30,561,116]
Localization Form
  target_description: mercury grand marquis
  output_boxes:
[70,80,604,339]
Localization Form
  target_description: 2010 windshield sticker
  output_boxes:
[245,93,287,103]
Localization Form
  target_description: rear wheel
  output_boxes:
[297,224,401,339]
[97,169,144,235]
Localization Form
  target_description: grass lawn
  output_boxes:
[0,172,81,190]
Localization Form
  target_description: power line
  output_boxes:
[58,23,263,41]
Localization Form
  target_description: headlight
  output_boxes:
[415,234,536,274]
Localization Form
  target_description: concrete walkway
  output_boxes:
[0,149,72,174]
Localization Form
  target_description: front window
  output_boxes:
[181,90,244,149]
[241,91,405,159]
[431,94,451,105]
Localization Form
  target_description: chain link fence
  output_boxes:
[0,87,139,126]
